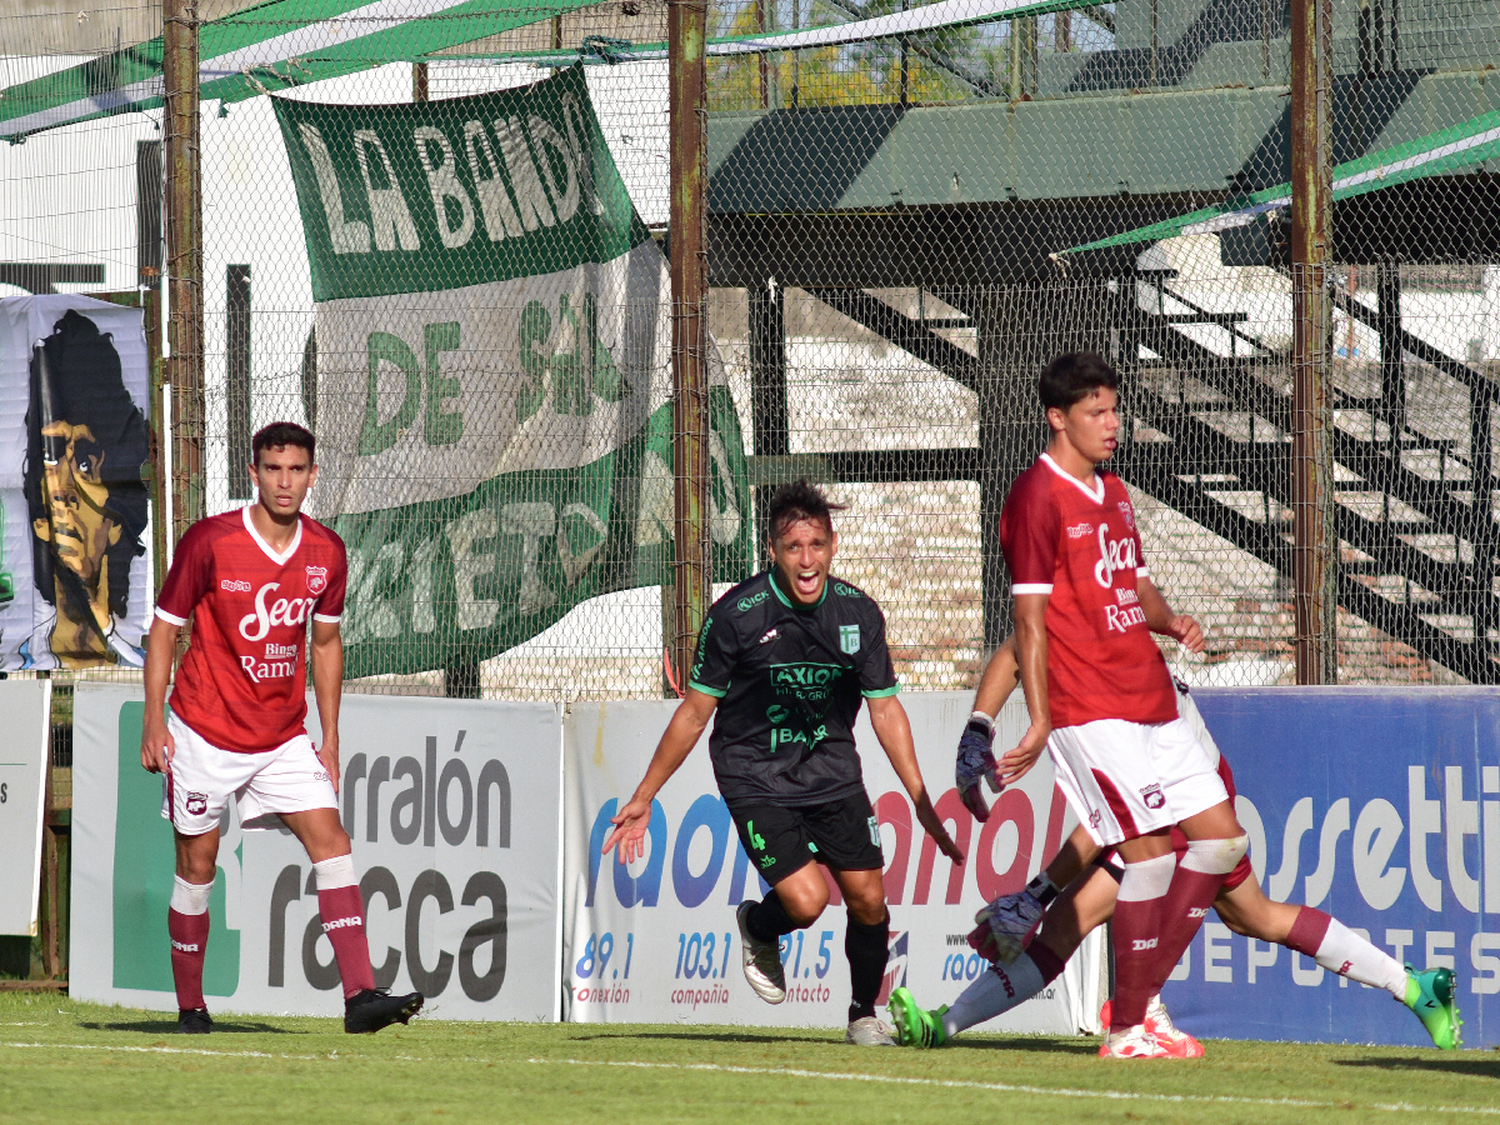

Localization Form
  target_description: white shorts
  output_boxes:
[1047,709,1228,847]
[160,709,337,836]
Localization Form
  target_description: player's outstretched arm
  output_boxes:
[140,616,180,774]
[603,689,718,864]
[868,693,963,863]
[310,618,344,792]
[1137,577,1204,653]
[973,634,1021,719]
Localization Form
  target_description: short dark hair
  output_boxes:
[252,421,315,466]
[1038,352,1120,411]
[766,479,845,542]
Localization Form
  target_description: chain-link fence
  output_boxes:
[2,0,1498,702]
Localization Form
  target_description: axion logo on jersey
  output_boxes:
[1141,783,1165,810]
[1066,522,1094,539]
[1091,522,1139,589]
[238,582,319,642]
[219,579,252,593]
[305,566,328,595]
[769,662,843,710]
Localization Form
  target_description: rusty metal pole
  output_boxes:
[164,0,204,545]
[668,0,710,693]
[1290,0,1338,683]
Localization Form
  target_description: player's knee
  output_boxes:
[775,877,829,925]
[1184,834,1248,876]
[782,900,823,928]
[845,897,888,927]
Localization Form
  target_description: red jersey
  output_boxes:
[156,507,347,752]
[999,454,1176,728]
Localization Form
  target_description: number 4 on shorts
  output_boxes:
[748,821,766,852]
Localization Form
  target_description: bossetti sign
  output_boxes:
[71,685,562,1020]
[1165,687,1500,1047]
[273,66,753,678]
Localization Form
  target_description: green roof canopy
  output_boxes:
[1055,107,1500,260]
[0,0,593,141]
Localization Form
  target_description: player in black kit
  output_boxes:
[603,480,962,1045]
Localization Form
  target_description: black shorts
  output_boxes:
[729,793,883,887]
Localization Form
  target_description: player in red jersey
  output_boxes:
[997,353,1250,1059]
[889,638,1461,1052]
[140,422,422,1035]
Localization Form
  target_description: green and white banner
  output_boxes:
[274,67,752,677]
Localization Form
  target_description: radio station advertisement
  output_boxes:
[564,693,1101,1031]
[71,683,563,1021]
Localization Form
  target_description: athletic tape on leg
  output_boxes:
[1181,836,1248,876]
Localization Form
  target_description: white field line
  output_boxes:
[3,1037,1491,1117]
[1,1039,440,1062]
[527,1056,1500,1117]
[1,1040,328,1060]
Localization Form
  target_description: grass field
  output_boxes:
[0,992,1495,1125]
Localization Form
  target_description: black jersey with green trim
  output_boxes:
[688,570,898,807]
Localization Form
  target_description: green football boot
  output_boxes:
[887,986,948,1048]
[1403,965,1461,1050]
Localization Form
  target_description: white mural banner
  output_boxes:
[0,296,153,671]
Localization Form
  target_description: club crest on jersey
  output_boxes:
[305,566,328,595]
[1141,783,1165,810]
[840,624,860,654]
[1117,500,1136,530]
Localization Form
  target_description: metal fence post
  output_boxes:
[1290,0,1338,683]
[164,0,204,545]
[669,0,711,693]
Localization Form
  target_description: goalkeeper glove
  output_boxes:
[956,712,1003,821]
